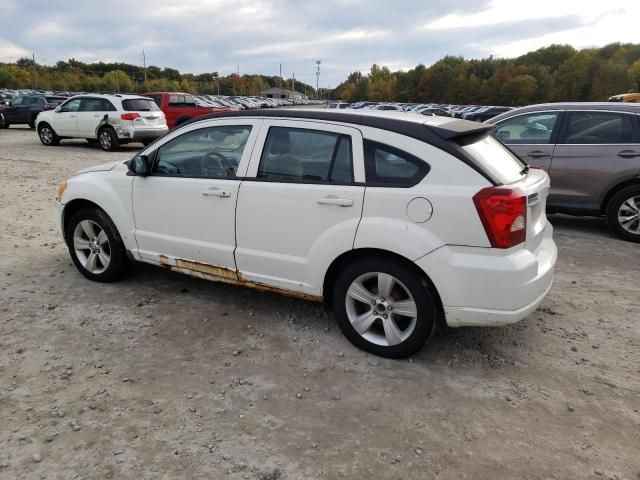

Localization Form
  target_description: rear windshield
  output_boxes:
[122,99,160,112]
[462,135,525,184]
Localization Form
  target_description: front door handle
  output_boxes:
[618,150,640,158]
[93,114,101,117]
[202,187,231,198]
[317,196,354,207]
[527,150,550,159]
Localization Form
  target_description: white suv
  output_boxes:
[36,94,168,151]
[54,110,557,357]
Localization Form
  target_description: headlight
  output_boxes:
[56,182,67,202]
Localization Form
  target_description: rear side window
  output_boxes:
[258,127,353,183]
[363,140,428,187]
[494,112,559,144]
[563,111,636,144]
[122,99,160,112]
[462,135,525,184]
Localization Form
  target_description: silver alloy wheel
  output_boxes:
[40,126,53,144]
[73,220,111,274]
[617,195,640,234]
[345,272,418,347]
[99,130,112,150]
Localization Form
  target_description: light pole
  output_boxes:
[315,60,321,100]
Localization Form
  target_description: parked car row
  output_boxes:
[328,100,513,121]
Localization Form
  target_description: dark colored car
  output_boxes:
[463,106,512,122]
[489,103,640,242]
[0,95,58,128]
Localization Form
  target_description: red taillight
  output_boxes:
[473,186,527,249]
[121,112,140,121]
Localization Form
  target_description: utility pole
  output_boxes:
[315,60,321,100]
[292,73,295,95]
[279,63,282,90]
[115,71,120,92]
[142,49,147,83]
[32,53,37,90]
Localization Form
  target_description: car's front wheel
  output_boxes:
[606,185,640,243]
[38,123,60,146]
[332,258,437,358]
[66,208,129,282]
[98,127,119,152]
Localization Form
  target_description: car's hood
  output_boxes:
[76,161,122,175]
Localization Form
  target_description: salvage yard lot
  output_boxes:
[0,127,638,479]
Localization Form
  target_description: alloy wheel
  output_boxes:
[40,127,52,144]
[73,220,111,274]
[99,131,112,150]
[345,272,418,347]
[617,195,640,234]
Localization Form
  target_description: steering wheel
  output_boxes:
[200,151,235,177]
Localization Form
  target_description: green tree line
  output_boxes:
[0,57,317,97]
[334,43,640,105]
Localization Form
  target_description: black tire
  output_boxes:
[65,208,130,282]
[28,116,36,129]
[332,257,437,358]
[141,139,154,147]
[0,123,8,129]
[38,122,60,146]
[98,127,119,151]
[86,138,98,144]
[606,185,640,243]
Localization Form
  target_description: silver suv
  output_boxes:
[489,103,640,242]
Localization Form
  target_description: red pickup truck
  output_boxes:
[142,92,228,129]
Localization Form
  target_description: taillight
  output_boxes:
[473,186,527,249]
[121,112,140,121]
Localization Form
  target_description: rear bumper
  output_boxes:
[416,222,557,327]
[116,126,168,141]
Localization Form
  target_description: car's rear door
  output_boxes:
[550,110,640,211]
[131,119,261,273]
[234,120,365,296]
[77,98,113,138]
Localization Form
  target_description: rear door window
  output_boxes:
[494,112,560,144]
[363,140,429,187]
[122,99,160,112]
[257,127,354,183]
[562,111,637,144]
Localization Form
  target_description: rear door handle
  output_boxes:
[317,196,354,207]
[618,150,640,158]
[527,150,550,159]
[202,187,231,198]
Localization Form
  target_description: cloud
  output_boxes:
[0,0,637,86]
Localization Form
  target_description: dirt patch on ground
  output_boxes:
[1,127,639,479]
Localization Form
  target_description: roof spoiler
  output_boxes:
[425,119,494,140]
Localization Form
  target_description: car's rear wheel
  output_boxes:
[28,115,37,129]
[332,258,437,358]
[98,127,119,152]
[38,123,60,146]
[66,208,129,282]
[606,185,640,243]
[0,123,8,129]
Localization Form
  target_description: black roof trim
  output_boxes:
[185,109,498,185]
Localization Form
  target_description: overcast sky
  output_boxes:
[1,0,638,87]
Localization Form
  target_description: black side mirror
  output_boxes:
[129,155,150,176]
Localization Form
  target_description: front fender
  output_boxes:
[60,166,136,250]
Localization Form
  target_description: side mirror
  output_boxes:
[54,105,61,113]
[129,155,150,176]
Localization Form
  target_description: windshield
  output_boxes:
[462,135,526,184]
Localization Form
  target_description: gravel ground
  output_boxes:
[1,126,639,480]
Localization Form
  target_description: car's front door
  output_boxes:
[131,119,261,273]
[493,111,563,172]
[234,120,365,295]
[54,98,82,135]
[549,110,640,210]
[4,95,24,123]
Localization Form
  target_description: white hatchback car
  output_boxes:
[37,94,168,151]
[54,110,557,357]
